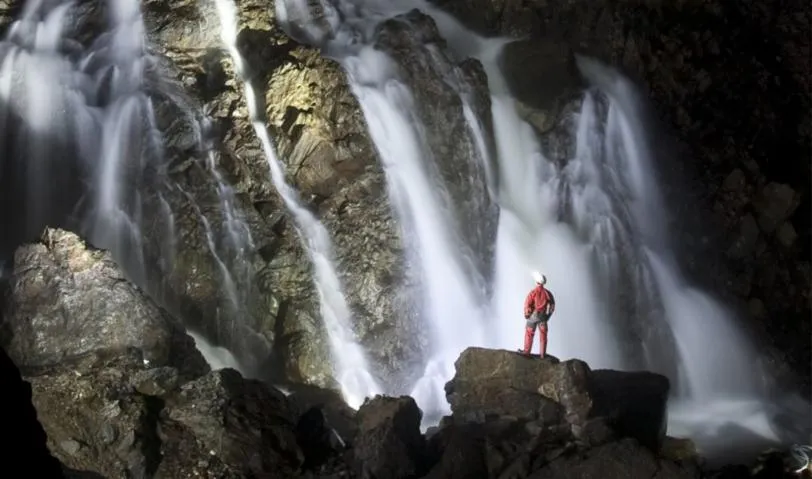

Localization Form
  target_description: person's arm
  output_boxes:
[546,291,556,315]
[523,290,534,318]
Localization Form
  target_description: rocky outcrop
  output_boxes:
[142,0,336,386]
[427,0,811,387]
[445,348,669,450]
[140,0,437,389]
[0,229,303,477]
[2,229,206,379]
[353,396,427,478]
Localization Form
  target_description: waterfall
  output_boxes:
[213,0,381,409]
[0,0,259,376]
[341,48,487,418]
[277,0,801,456]
[1,0,804,462]
[276,0,502,420]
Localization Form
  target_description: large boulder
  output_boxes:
[1,228,207,379]
[445,349,592,431]
[423,347,695,479]
[445,347,669,449]
[0,230,304,478]
[161,368,304,477]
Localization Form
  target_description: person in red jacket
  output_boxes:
[521,271,556,358]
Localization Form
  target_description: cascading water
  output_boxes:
[214,0,381,408]
[0,1,94,255]
[275,0,499,420]
[341,48,487,417]
[0,0,259,376]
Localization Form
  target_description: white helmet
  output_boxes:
[532,271,546,285]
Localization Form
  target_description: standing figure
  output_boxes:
[521,271,555,358]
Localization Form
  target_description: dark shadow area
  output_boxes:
[0,344,65,477]
[610,1,810,393]
[260,297,305,386]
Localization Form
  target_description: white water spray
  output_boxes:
[189,330,245,373]
[214,0,381,408]
[342,48,487,415]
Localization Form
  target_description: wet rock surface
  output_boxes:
[2,229,206,379]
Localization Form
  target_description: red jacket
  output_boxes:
[524,285,555,318]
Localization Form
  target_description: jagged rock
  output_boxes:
[28,361,168,478]
[352,395,427,479]
[161,368,304,477]
[1,230,307,477]
[1,228,208,380]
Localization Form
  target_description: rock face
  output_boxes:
[373,9,499,271]
[2,229,205,378]
[138,0,501,391]
[428,0,811,388]
[0,229,303,478]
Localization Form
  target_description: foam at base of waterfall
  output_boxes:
[666,395,809,468]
